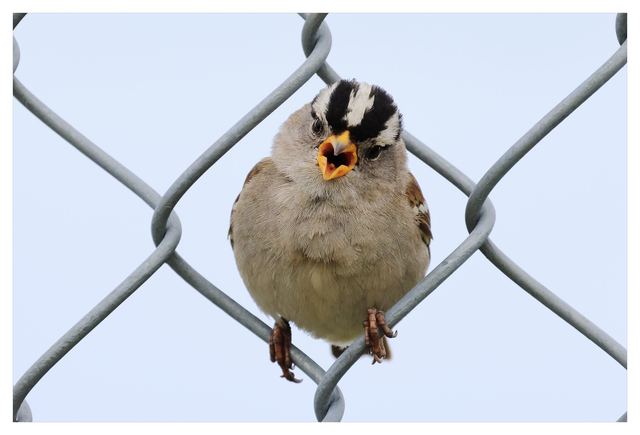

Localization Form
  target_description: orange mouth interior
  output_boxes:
[317,141,357,180]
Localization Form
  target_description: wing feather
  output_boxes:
[406,172,433,247]
[228,158,273,248]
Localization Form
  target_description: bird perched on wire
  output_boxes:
[229,79,432,382]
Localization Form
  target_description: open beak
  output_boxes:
[317,131,358,180]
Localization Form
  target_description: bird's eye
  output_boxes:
[367,145,384,160]
[312,118,323,135]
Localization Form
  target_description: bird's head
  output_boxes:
[272,79,408,199]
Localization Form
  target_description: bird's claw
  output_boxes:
[269,320,302,383]
[363,308,397,364]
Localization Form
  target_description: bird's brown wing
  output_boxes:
[228,158,274,248]
[406,172,433,247]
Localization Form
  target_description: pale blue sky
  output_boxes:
[11,11,629,425]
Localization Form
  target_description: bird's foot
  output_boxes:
[363,308,397,364]
[269,319,302,383]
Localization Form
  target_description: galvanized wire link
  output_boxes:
[13,12,26,29]
[13,37,20,73]
[11,75,184,423]
[13,13,626,422]
[465,41,628,369]
[615,13,627,46]
[300,13,341,85]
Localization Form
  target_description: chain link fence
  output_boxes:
[13,13,627,422]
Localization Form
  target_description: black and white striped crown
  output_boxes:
[311,79,403,146]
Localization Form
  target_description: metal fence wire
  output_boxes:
[12,13,627,422]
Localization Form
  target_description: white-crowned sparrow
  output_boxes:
[229,79,432,382]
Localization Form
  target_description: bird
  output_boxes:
[228,79,432,382]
